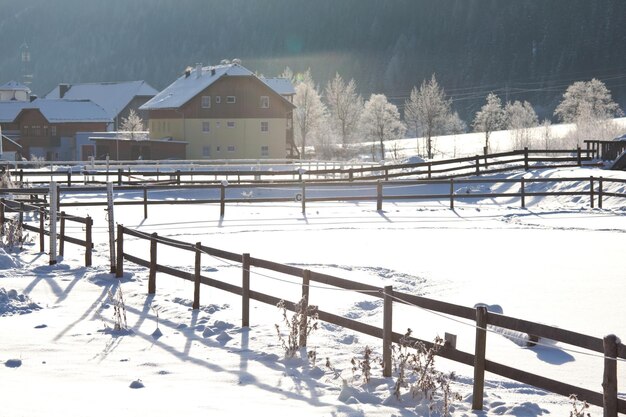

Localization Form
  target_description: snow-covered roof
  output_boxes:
[44,81,158,118]
[0,101,32,123]
[0,81,31,92]
[261,78,295,96]
[140,64,294,110]
[25,99,111,123]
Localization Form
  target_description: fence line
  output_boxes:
[0,198,93,266]
[114,225,625,416]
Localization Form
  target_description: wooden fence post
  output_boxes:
[577,146,582,166]
[56,184,61,213]
[0,198,4,226]
[193,242,201,310]
[475,155,480,175]
[521,178,526,208]
[382,285,393,377]
[242,253,250,328]
[118,168,123,186]
[176,170,181,186]
[449,178,455,210]
[349,171,354,182]
[602,334,618,417]
[428,163,432,179]
[590,176,595,209]
[143,187,148,219]
[59,212,65,257]
[67,169,72,187]
[149,233,157,294]
[598,177,603,209]
[472,305,488,411]
[220,184,226,218]
[18,203,24,229]
[377,181,383,211]
[300,269,311,348]
[301,181,306,215]
[115,224,124,278]
[85,216,92,267]
[524,147,529,171]
[39,207,45,253]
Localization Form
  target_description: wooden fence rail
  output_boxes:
[7,148,598,187]
[0,198,93,266]
[8,175,623,219]
[115,225,625,416]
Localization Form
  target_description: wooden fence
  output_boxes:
[8,148,597,187]
[585,140,626,161]
[115,225,625,416]
[11,175,623,218]
[0,197,93,266]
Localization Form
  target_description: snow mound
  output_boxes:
[0,248,20,269]
[129,379,145,389]
[0,288,41,316]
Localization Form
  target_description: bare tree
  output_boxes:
[293,70,327,159]
[404,75,455,159]
[473,93,505,153]
[360,94,405,161]
[324,73,363,151]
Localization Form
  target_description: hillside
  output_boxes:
[0,0,625,121]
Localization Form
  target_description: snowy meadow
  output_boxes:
[1,134,626,417]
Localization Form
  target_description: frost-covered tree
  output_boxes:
[473,93,505,153]
[293,70,327,159]
[505,100,539,149]
[360,94,405,161]
[119,109,145,140]
[554,79,623,123]
[404,75,455,159]
[324,73,363,150]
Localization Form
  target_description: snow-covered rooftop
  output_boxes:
[262,77,295,95]
[140,64,294,110]
[45,81,158,119]
[0,101,32,123]
[27,99,111,123]
[0,80,31,92]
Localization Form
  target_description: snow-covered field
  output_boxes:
[1,161,625,416]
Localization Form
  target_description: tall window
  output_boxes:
[260,96,270,108]
[201,95,211,108]
[202,121,210,133]
[260,121,269,133]
[261,145,269,156]
[226,96,236,104]
[50,126,57,136]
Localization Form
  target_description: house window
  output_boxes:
[215,96,221,104]
[226,96,236,104]
[261,121,269,132]
[216,121,221,128]
[22,125,29,136]
[227,121,235,128]
[260,96,269,108]
[261,145,269,156]
[216,146,221,152]
[50,126,57,136]
[227,145,236,152]
[202,146,211,157]
[43,125,48,136]
[201,95,211,108]
[202,121,210,133]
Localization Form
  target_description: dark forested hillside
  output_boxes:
[1,0,625,121]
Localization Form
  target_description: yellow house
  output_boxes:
[140,62,297,160]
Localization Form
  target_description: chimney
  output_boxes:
[195,63,202,79]
[29,94,38,102]
[59,83,70,98]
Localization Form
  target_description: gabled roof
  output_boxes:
[0,101,32,123]
[15,99,112,123]
[45,81,158,119]
[0,81,31,93]
[140,64,295,110]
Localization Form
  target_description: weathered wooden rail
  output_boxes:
[0,197,93,266]
[115,225,625,416]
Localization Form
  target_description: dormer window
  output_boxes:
[201,95,211,108]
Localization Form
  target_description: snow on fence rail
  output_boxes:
[6,147,598,186]
[114,224,625,416]
[0,196,93,266]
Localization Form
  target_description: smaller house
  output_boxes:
[45,81,158,131]
[0,81,32,102]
